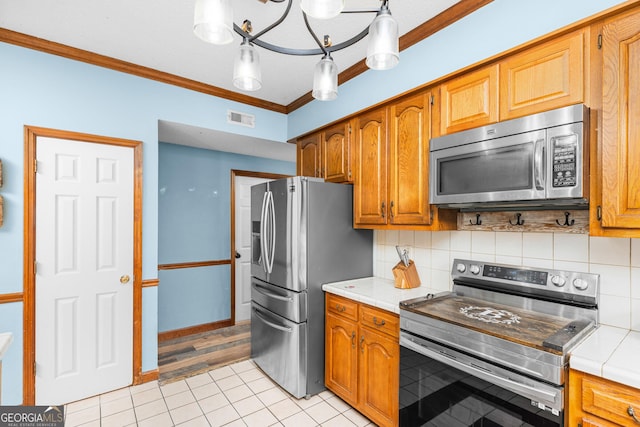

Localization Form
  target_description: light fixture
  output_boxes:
[300,0,345,20]
[194,0,399,101]
[193,0,234,45]
[312,54,338,101]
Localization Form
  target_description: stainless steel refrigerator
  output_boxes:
[250,176,373,399]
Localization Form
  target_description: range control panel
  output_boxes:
[451,259,599,305]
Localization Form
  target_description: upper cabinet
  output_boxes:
[353,90,457,229]
[439,64,499,135]
[499,28,587,120]
[353,107,388,226]
[296,133,321,178]
[388,91,434,225]
[322,120,353,183]
[296,120,353,183]
[592,7,640,234]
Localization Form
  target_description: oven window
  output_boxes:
[399,347,562,427]
[438,143,533,195]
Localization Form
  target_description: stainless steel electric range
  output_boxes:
[399,259,599,427]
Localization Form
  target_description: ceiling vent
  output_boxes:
[227,110,255,128]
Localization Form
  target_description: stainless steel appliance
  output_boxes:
[250,176,373,399]
[399,259,599,426]
[429,104,588,209]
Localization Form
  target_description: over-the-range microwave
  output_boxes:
[429,104,588,209]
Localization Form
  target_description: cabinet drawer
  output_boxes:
[360,305,399,339]
[582,376,640,425]
[326,294,358,321]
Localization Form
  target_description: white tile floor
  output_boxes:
[64,360,376,427]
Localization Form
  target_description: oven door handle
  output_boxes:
[400,334,562,410]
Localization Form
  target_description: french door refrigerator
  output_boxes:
[250,176,373,398]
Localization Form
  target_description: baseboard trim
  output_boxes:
[158,319,234,342]
[138,369,159,384]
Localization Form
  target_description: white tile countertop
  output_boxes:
[0,332,12,360]
[570,325,640,390]
[322,276,441,314]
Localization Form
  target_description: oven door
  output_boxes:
[429,130,546,206]
[399,332,563,427]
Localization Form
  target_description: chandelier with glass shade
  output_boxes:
[193,0,399,101]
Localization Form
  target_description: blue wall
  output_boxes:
[157,143,294,332]
[0,42,287,404]
[287,0,626,138]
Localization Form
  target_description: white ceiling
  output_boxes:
[0,0,460,161]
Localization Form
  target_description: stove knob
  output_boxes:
[456,263,466,273]
[551,275,566,287]
[469,264,480,275]
[573,278,589,291]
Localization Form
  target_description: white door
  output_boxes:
[234,176,271,322]
[35,137,134,405]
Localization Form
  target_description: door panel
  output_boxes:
[235,176,271,321]
[35,137,133,405]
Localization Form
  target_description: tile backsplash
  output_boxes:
[373,230,640,332]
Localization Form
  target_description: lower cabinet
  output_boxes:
[325,293,399,427]
[569,369,640,426]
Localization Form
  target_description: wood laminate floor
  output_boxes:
[158,321,251,384]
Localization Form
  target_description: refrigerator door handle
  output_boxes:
[253,283,293,302]
[267,190,276,274]
[260,191,269,273]
[253,306,293,333]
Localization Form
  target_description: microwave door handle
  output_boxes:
[260,191,269,273]
[534,138,545,190]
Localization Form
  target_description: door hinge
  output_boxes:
[34,360,37,375]
[597,33,602,50]
[34,159,38,174]
[597,205,602,221]
[34,261,37,274]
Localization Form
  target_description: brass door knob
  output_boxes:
[120,275,131,284]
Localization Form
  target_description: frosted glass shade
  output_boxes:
[312,56,338,101]
[366,10,399,70]
[300,0,345,19]
[194,0,234,45]
[233,42,262,91]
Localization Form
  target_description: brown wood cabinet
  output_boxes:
[322,120,353,183]
[592,8,640,234]
[353,107,388,226]
[325,293,399,427]
[569,369,640,426]
[296,133,321,178]
[440,64,499,135]
[296,121,353,183]
[499,28,587,120]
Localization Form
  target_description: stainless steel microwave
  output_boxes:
[429,104,588,208]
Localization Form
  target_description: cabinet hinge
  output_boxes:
[597,34,602,50]
[597,205,602,221]
[430,95,435,106]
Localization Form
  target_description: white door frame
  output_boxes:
[230,170,289,324]
[23,126,143,405]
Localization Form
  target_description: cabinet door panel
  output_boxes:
[389,91,433,225]
[500,29,585,120]
[297,134,321,177]
[325,313,358,406]
[358,328,398,427]
[354,108,388,226]
[440,65,498,135]
[600,10,640,229]
[323,121,351,183]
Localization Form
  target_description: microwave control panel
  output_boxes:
[552,134,577,188]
